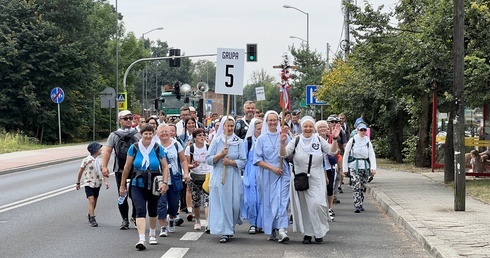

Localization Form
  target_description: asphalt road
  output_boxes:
[0,161,431,258]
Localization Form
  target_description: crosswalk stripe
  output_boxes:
[180,232,203,241]
[161,247,189,258]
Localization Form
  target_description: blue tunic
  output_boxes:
[254,132,291,235]
[206,137,246,235]
[242,137,262,228]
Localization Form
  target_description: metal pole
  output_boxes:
[58,103,61,145]
[306,13,309,48]
[115,0,119,128]
[93,95,96,141]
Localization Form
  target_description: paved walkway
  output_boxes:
[1,144,489,257]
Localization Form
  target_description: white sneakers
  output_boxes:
[135,240,146,251]
[194,223,201,230]
[168,219,175,233]
[159,226,169,237]
[277,229,290,243]
[149,236,158,245]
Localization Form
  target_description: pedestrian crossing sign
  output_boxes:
[117,93,127,110]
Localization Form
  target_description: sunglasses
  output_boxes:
[121,116,133,121]
[359,128,367,132]
[329,121,339,123]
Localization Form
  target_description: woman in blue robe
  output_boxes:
[254,111,291,243]
[242,118,263,234]
[206,116,246,243]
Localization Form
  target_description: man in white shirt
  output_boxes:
[175,106,191,135]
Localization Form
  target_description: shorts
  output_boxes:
[85,186,101,198]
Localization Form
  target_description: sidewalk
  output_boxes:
[367,169,490,258]
[0,144,489,257]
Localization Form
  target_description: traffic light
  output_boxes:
[246,44,257,62]
[174,81,181,100]
[169,48,181,67]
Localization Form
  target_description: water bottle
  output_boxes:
[118,191,127,205]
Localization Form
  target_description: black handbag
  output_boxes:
[293,155,313,191]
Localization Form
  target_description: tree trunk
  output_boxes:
[416,93,431,167]
[390,112,405,163]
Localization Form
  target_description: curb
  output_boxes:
[366,184,460,258]
[0,156,86,176]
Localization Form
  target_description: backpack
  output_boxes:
[246,136,253,156]
[189,143,209,163]
[113,130,139,171]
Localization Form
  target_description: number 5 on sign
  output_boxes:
[215,48,244,95]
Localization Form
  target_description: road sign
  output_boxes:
[215,48,245,95]
[103,87,116,100]
[117,93,127,110]
[305,85,326,105]
[255,86,265,101]
[50,87,65,104]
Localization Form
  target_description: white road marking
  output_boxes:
[161,247,189,258]
[180,232,203,241]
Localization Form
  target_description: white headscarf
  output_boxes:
[216,116,243,146]
[245,118,260,139]
[298,116,322,156]
[260,111,281,136]
[137,139,156,169]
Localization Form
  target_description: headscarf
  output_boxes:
[298,116,322,156]
[137,139,156,169]
[245,118,260,138]
[216,116,243,146]
[260,111,281,136]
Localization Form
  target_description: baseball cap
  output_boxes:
[189,106,196,112]
[357,123,367,130]
[87,142,102,155]
[118,110,131,117]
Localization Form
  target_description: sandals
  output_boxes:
[248,226,257,234]
[219,235,229,243]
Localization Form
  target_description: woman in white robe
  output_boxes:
[206,116,246,243]
[279,116,340,244]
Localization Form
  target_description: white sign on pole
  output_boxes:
[255,86,266,101]
[215,48,245,95]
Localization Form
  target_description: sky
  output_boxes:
[108,0,399,84]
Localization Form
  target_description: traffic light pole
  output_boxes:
[122,54,217,92]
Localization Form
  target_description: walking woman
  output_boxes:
[206,116,246,243]
[316,120,336,221]
[179,117,197,146]
[254,111,291,243]
[279,116,340,244]
[342,123,376,213]
[243,118,263,234]
[119,124,170,250]
[185,128,212,231]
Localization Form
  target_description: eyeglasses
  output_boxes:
[121,116,132,121]
[329,121,339,124]
[359,128,367,132]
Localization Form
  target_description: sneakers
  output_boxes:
[248,226,257,234]
[277,229,289,243]
[219,235,229,243]
[205,226,210,234]
[120,218,129,230]
[334,197,340,203]
[159,226,168,237]
[338,187,343,193]
[89,216,98,227]
[135,240,146,250]
[194,223,201,230]
[168,219,175,233]
[175,215,184,226]
[130,217,137,227]
[267,229,278,241]
[302,235,312,244]
[360,206,365,211]
[149,236,158,245]
[187,213,194,222]
[328,209,335,221]
[355,208,361,213]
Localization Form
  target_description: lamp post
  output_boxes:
[115,0,119,128]
[141,27,163,115]
[283,4,309,48]
[289,35,307,46]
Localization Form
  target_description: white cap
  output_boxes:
[118,110,131,117]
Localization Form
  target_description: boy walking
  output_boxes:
[76,142,109,227]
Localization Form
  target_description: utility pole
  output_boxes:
[326,43,330,71]
[453,0,465,211]
[343,0,351,59]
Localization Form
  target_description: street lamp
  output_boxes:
[289,35,307,46]
[283,4,309,48]
[141,27,163,115]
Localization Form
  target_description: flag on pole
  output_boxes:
[279,69,291,110]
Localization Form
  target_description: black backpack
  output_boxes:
[113,130,139,171]
[189,143,209,163]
